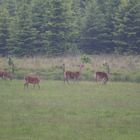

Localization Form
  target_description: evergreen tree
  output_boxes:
[7,16,19,55]
[80,0,108,53]
[71,0,88,51]
[6,0,17,17]
[6,0,19,55]
[123,0,140,54]
[96,0,121,53]
[32,0,49,55]
[113,0,140,54]
[113,2,127,53]
[0,6,9,56]
[16,0,37,56]
[46,0,73,55]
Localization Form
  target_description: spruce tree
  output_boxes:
[114,0,140,54]
[80,0,108,53]
[0,6,9,56]
[123,0,140,54]
[113,3,127,54]
[32,0,49,55]
[6,0,19,55]
[46,0,73,55]
[16,0,37,56]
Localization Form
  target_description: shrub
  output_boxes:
[81,54,91,64]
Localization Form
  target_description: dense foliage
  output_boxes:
[0,0,139,56]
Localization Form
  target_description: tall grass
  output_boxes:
[0,55,140,82]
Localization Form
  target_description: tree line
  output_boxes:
[0,0,140,56]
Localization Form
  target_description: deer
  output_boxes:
[94,61,110,84]
[62,64,84,83]
[95,71,108,84]
[0,70,12,80]
[24,74,40,89]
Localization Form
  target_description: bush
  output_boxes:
[81,54,91,64]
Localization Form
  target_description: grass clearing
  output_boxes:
[0,80,140,140]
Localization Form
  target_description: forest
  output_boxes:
[0,0,140,56]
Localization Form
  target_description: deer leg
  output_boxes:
[33,83,35,88]
[102,78,107,84]
[24,82,28,89]
[37,83,40,89]
[104,78,108,84]
[26,83,29,88]
[24,83,26,89]
[95,75,98,82]
[74,77,77,83]
[101,79,104,84]
[76,76,80,82]
[66,78,69,84]
[64,77,69,84]
[64,75,67,83]
[64,77,66,83]
[3,76,6,80]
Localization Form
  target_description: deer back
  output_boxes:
[95,72,108,81]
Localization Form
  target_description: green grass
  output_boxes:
[0,80,140,140]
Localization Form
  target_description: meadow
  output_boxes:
[0,80,140,140]
[0,55,140,140]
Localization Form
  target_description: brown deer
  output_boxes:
[0,70,12,80]
[95,72,108,84]
[62,64,84,83]
[24,74,40,89]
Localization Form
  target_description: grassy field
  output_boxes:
[0,80,140,140]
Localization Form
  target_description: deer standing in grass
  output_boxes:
[0,70,12,80]
[62,64,84,83]
[95,72,108,84]
[94,61,110,84]
[24,74,40,89]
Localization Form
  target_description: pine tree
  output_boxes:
[80,0,108,53]
[6,0,19,55]
[16,0,37,56]
[113,3,127,54]
[0,6,9,56]
[32,0,49,55]
[113,0,140,54]
[123,0,140,54]
[46,0,73,55]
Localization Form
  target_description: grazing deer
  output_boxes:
[62,64,84,83]
[0,70,12,80]
[95,71,108,84]
[24,74,40,89]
